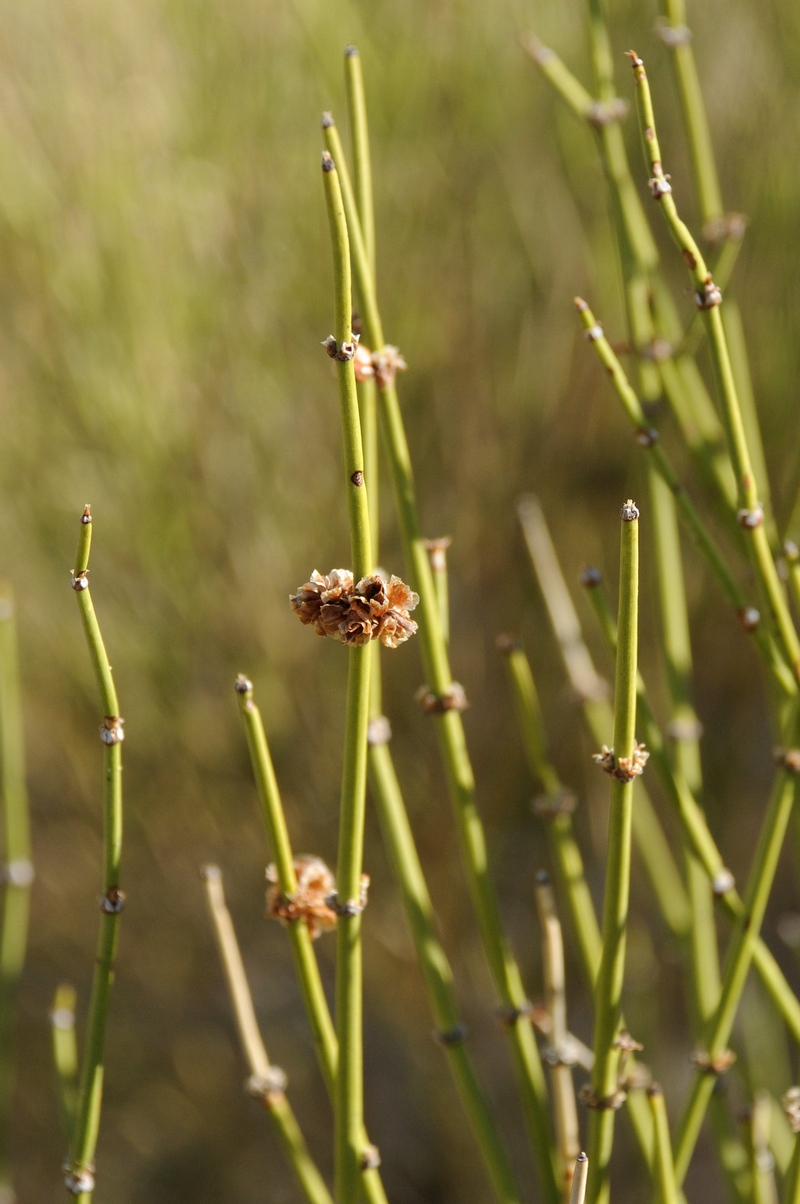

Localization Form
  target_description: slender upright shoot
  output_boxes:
[0,586,32,1198]
[322,149,373,1204]
[586,501,641,1204]
[51,985,79,1136]
[202,866,333,1204]
[65,507,125,1201]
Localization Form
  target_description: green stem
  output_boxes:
[628,52,800,682]
[324,109,560,1203]
[784,1129,800,1204]
[344,47,375,283]
[583,570,800,1044]
[203,867,333,1204]
[499,641,600,988]
[586,501,640,1204]
[523,31,738,528]
[368,739,522,1204]
[235,679,387,1204]
[498,639,655,1163]
[51,984,79,1137]
[648,1084,679,1204]
[518,495,691,941]
[648,466,721,1029]
[658,1,776,546]
[0,587,32,1196]
[673,723,800,1184]
[575,297,795,699]
[343,68,521,1200]
[66,508,124,1203]
[322,149,373,1204]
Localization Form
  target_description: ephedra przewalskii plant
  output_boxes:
[64,507,125,1201]
[207,16,800,1204]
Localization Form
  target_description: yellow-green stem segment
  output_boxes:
[323,112,560,1202]
[66,508,124,1203]
[322,150,374,1204]
[673,709,800,1183]
[235,680,387,1204]
[583,570,800,1043]
[627,52,800,683]
[203,866,333,1204]
[575,296,795,699]
[586,502,639,1204]
[0,587,32,1197]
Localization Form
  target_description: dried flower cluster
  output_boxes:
[350,342,407,389]
[266,855,337,940]
[783,1087,800,1133]
[290,569,418,648]
[266,855,370,939]
[592,742,649,782]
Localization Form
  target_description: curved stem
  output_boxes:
[66,508,124,1203]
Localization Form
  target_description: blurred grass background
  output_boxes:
[3,0,800,1199]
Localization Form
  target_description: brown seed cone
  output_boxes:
[266,855,337,940]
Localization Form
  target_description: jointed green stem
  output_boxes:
[648,467,721,1029]
[368,740,522,1203]
[658,1,776,547]
[66,508,124,1203]
[583,571,800,1044]
[500,642,600,988]
[648,1085,679,1204]
[575,297,796,700]
[203,867,333,1204]
[322,150,374,1204]
[235,680,387,1204]
[51,984,79,1137]
[784,1128,800,1204]
[499,639,656,1166]
[0,587,32,1197]
[342,62,522,1199]
[523,33,738,525]
[518,495,691,941]
[323,108,560,1202]
[628,52,800,682]
[673,713,800,1184]
[586,503,640,1204]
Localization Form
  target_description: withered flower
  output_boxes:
[266,855,337,940]
[290,569,418,648]
[372,345,407,390]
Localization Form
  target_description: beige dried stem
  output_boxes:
[534,872,581,1200]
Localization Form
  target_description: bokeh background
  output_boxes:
[3,0,800,1199]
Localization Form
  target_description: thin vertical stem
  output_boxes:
[535,873,580,1201]
[518,495,691,939]
[582,569,800,1042]
[574,297,795,699]
[569,1153,589,1204]
[0,587,32,1197]
[628,52,800,682]
[648,467,721,1030]
[202,867,333,1204]
[648,1084,679,1204]
[323,111,560,1203]
[368,739,522,1204]
[322,149,373,1204]
[235,679,387,1204]
[500,640,600,988]
[66,507,124,1203]
[586,500,640,1204]
[51,985,79,1136]
[784,1127,800,1204]
[344,47,375,283]
[674,729,800,1184]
